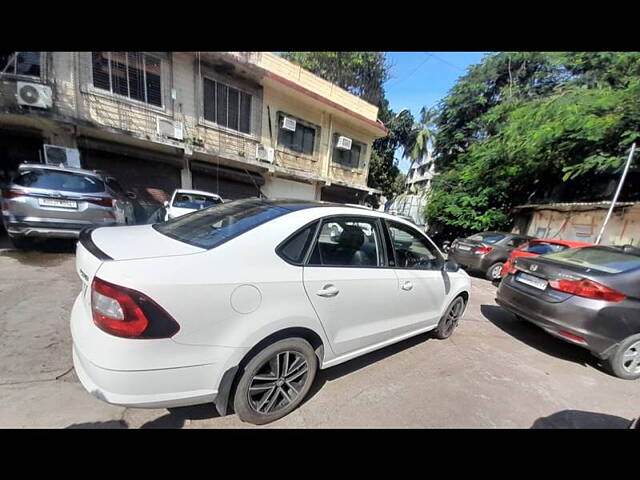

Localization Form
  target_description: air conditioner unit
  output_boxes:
[16,82,52,109]
[43,145,81,168]
[281,116,297,132]
[156,117,184,141]
[336,135,352,150]
[256,144,275,163]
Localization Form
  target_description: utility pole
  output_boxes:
[595,142,637,244]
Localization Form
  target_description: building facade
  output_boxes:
[405,148,435,193]
[0,52,386,217]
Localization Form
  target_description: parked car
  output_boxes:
[163,188,223,221]
[449,231,534,280]
[496,246,640,379]
[1,163,135,248]
[499,239,594,278]
[71,199,471,424]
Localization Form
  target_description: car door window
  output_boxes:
[308,217,382,267]
[387,221,443,270]
[277,222,318,265]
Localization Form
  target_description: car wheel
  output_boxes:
[605,334,640,380]
[433,296,466,339]
[9,235,33,250]
[233,338,318,425]
[486,262,504,281]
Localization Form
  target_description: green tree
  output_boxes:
[427,52,640,236]
[280,52,389,106]
[404,106,438,166]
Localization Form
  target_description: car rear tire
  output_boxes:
[605,334,640,380]
[433,296,466,339]
[233,338,318,425]
[486,262,504,281]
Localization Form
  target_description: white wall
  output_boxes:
[262,176,318,201]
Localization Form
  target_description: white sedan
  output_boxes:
[71,199,471,425]
[163,188,223,221]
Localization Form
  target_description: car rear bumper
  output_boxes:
[6,219,117,239]
[70,293,246,409]
[450,250,489,271]
[495,276,620,358]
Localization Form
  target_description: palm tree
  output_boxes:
[403,106,438,166]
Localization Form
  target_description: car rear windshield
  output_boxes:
[524,242,569,255]
[172,194,222,210]
[467,233,505,244]
[542,246,640,274]
[153,199,292,250]
[13,169,105,193]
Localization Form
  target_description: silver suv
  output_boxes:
[1,163,135,248]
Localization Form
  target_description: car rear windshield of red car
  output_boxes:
[524,242,569,255]
[542,246,640,274]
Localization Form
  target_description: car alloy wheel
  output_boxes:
[434,296,465,339]
[621,341,640,375]
[248,351,309,414]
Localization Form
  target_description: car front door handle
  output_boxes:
[316,284,339,297]
[401,281,413,291]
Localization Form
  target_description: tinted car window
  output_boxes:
[14,169,105,193]
[308,217,381,267]
[278,223,317,264]
[468,233,505,244]
[543,246,640,274]
[387,221,443,270]
[154,199,291,250]
[525,242,568,255]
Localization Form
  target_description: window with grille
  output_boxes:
[0,52,41,77]
[91,52,162,107]
[277,113,316,156]
[332,134,363,169]
[202,78,252,134]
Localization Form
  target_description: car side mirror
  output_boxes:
[443,259,460,272]
[126,191,137,199]
[163,200,169,207]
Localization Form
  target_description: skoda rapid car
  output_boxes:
[496,246,640,380]
[71,199,471,424]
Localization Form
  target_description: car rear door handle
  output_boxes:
[316,284,339,297]
[401,281,413,291]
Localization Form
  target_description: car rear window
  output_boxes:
[172,193,222,210]
[542,246,640,273]
[524,242,569,255]
[153,199,292,250]
[468,233,505,244]
[14,169,105,193]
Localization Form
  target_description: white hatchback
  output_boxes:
[163,189,223,221]
[71,199,471,424]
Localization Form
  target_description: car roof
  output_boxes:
[532,238,593,247]
[172,189,222,198]
[17,163,102,177]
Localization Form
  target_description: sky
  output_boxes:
[384,52,490,172]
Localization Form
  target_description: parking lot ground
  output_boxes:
[1,236,638,428]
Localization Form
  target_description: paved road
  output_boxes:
[0,238,637,428]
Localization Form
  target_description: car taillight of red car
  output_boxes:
[91,277,180,338]
[548,278,627,302]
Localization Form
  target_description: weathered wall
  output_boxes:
[518,205,640,246]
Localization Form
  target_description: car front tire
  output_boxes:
[233,338,318,425]
[605,334,640,380]
[433,296,466,339]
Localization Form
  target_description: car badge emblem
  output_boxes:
[530,265,538,272]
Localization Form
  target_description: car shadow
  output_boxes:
[139,403,221,429]
[531,410,631,429]
[480,304,600,369]
[66,420,129,429]
[302,331,434,406]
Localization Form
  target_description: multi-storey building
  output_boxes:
[0,52,386,215]
[405,148,435,193]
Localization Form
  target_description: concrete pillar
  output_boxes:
[181,157,192,189]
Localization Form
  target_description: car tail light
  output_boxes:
[548,278,627,302]
[475,246,493,255]
[91,277,180,339]
[86,197,115,208]
[2,188,26,200]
